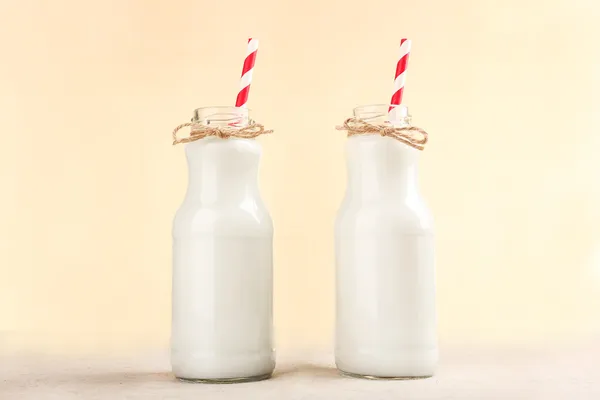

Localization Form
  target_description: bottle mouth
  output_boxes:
[192,106,251,127]
[353,104,410,125]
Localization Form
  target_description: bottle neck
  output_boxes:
[346,135,420,202]
[184,138,261,206]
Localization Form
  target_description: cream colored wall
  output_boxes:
[1,0,599,354]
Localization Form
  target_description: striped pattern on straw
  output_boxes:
[388,38,411,120]
[235,38,259,108]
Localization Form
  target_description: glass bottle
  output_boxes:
[335,104,437,379]
[171,106,274,383]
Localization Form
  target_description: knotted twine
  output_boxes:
[336,117,428,150]
[172,121,273,145]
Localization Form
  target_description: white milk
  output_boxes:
[171,108,274,382]
[335,105,437,378]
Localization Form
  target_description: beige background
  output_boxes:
[0,0,599,355]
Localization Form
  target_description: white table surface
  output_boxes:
[1,346,598,399]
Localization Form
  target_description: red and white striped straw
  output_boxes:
[235,38,259,108]
[388,38,411,120]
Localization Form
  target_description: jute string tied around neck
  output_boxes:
[336,117,429,151]
[172,121,273,145]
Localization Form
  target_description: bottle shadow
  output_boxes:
[272,363,343,381]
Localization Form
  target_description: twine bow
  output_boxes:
[336,117,428,150]
[172,121,273,145]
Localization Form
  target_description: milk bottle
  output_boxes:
[171,106,274,382]
[335,104,437,379]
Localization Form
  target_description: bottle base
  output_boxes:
[171,348,275,383]
[176,372,272,384]
[339,369,432,380]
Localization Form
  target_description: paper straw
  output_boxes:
[388,38,411,121]
[235,38,259,108]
